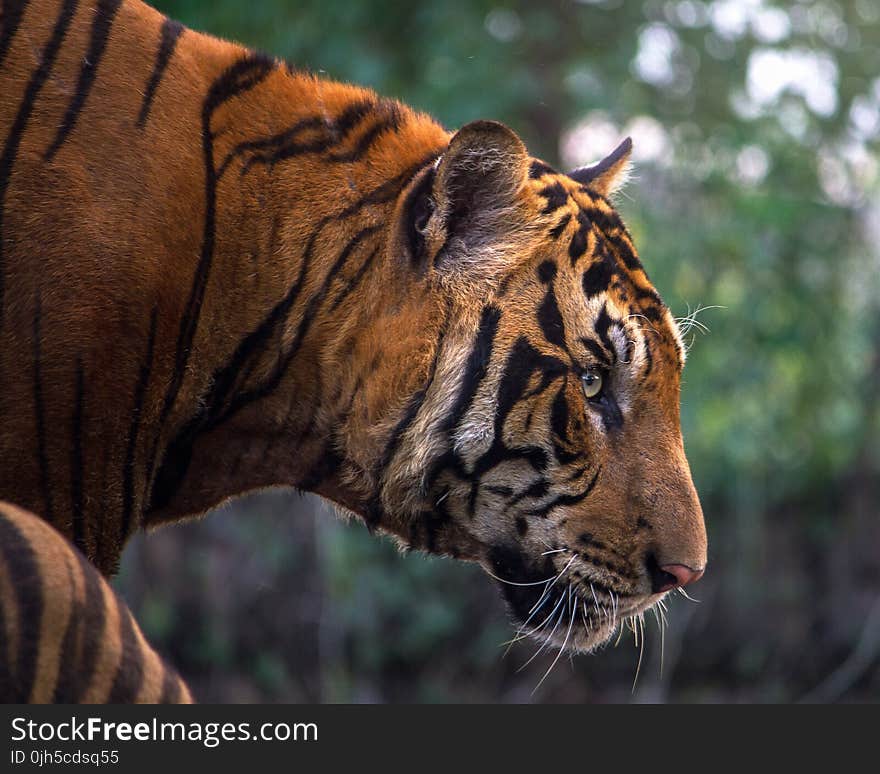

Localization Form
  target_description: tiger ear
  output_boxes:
[568,137,633,197]
[423,120,529,269]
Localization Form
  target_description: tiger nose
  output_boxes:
[648,556,705,594]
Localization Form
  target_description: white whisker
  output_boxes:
[532,586,576,694]
[527,581,553,616]
[631,614,646,694]
[502,590,563,654]
[482,568,556,587]
[517,596,567,673]
[501,594,552,653]
[581,600,591,637]
[659,610,666,679]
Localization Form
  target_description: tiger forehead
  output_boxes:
[523,164,686,370]
[525,169,607,215]
[525,171,637,263]
[523,167,649,292]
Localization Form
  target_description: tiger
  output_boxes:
[0,0,707,701]
[0,501,191,702]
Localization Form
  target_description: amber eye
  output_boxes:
[581,370,603,400]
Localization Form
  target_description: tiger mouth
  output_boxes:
[509,583,663,655]
[486,544,660,653]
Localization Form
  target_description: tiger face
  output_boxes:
[378,121,707,653]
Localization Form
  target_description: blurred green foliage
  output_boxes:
[116,0,880,702]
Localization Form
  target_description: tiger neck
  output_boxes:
[143,44,449,535]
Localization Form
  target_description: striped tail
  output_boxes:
[0,501,192,703]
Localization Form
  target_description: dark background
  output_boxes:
[115,0,880,703]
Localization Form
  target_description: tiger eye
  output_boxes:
[581,370,603,399]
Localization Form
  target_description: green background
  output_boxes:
[115,0,880,703]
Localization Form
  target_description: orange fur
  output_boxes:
[1,0,706,674]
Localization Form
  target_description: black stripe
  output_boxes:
[550,385,570,443]
[297,443,343,492]
[283,225,382,364]
[237,122,329,175]
[552,402,586,465]
[537,286,566,350]
[221,99,375,175]
[107,602,145,703]
[44,0,122,160]
[326,103,402,163]
[485,484,513,497]
[580,336,611,368]
[330,99,377,136]
[170,53,277,396]
[0,0,30,69]
[440,305,500,435]
[568,210,591,264]
[70,359,86,554]
[566,463,592,483]
[220,115,323,176]
[150,53,275,473]
[582,249,615,298]
[232,225,383,471]
[538,182,568,214]
[32,296,54,523]
[641,337,654,383]
[584,203,645,272]
[507,478,549,508]
[328,245,379,311]
[136,18,183,128]
[537,260,557,284]
[548,213,571,240]
[120,307,158,543]
[0,511,42,701]
[0,0,79,321]
[50,558,80,702]
[486,337,565,451]
[147,249,303,507]
[594,392,624,433]
[636,296,663,316]
[66,548,105,702]
[429,337,565,504]
[525,467,601,518]
[529,159,556,179]
[377,300,452,480]
[593,304,617,364]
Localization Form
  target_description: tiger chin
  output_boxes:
[0,0,707,699]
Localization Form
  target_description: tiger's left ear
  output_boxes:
[568,137,633,198]
[418,120,530,270]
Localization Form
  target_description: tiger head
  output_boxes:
[343,120,707,653]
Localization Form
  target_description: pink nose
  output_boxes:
[656,563,704,593]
